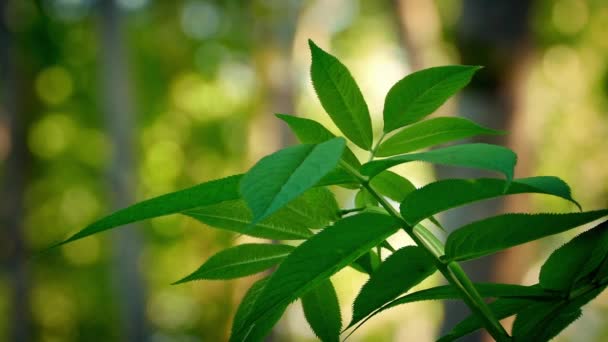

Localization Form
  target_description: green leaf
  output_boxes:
[301,280,342,342]
[347,283,551,331]
[185,187,338,240]
[354,188,378,207]
[230,277,287,342]
[351,246,436,326]
[361,143,517,182]
[400,177,581,225]
[55,174,242,247]
[383,65,481,132]
[241,138,345,223]
[351,250,381,275]
[316,167,360,188]
[539,220,608,291]
[377,117,503,156]
[369,170,416,202]
[309,40,373,150]
[445,211,608,261]
[174,244,294,284]
[276,114,361,167]
[439,298,535,342]
[233,213,400,338]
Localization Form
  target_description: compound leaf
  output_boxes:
[233,213,400,338]
[445,211,608,261]
[400,177,580,225]
[301,279,342,342]
[351,246,436,326]
[174,244,294,284]
[55,174,242,247]
[383,65,481,132]
[377,117,503,156]
[361,143,516,182]
[241,138,345,223]
[309,40,373,150]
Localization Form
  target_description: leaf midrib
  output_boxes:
[381,127,496,152]
[185,211,311,238]
[203,253,291,275]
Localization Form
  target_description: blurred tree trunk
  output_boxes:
[98,1,147,341]
[0,1,31,340]
[393,1,534,340]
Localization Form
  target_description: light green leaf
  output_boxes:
[241,138,345,223]
[233,213,401,338]
[230,277,287,342]
[539,220,608,291]
[445,211,608,261]
[400,177,581,225]
[354,188,378,207]
[351,246,436,326]
[309,40,373,150]
[316,167,360,188]
[361,143,517,182]
[276,113,361,167]
[377,117,503,156]
[383,65,481,132]
[347,283,551,332]
[301,280,342,342]
[55,174,242,247]
[174,244,294,284]
[369,171,416,202]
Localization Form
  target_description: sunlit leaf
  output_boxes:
[351,246,436,326]
[354,188,378,207]
[445,211,608,261]
[539,220,608,291]
[377,117,503,156]
[230,278,287,342]
[301,280,342,342]
[361,143,516,182]
[309,40,373,150]
[241,138,345,223]
[174,244,294,283]
[383,65,481,132]
[55,174,242,247]
[400,177,581,225]
[369,170,416,202]
[233,213,400,338]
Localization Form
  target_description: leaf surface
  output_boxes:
[400,177,580,225]
[175,244,294,283]
[361,143,516,182]
[301,280,342,342]
[369,171,416,202]
[351,246,436,326]
[445,211,608,261]
[56,175,242,247]
[241,138,345,223]
[377,117,502,156]
[309,40,373,150]
[383,65,481,132]
[234,213,400,338]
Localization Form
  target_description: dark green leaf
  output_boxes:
[174,244,294,283]
[540,220,608,291]
[351,246,436,326]
[351,250,381,275]
[230,278,287,342]
[361,143,516,182]
[383,65,481,132]
[309,40,373,150]
[369,170,416,202]
[316,167,360,188]
[445,211,608,261]
[55,174,242,247]
[276,113,361,167]
[377,117,503,156]
[241,138,345,223]
[233,213,400,338]
[301,280,342,342]
[400,177,581,225]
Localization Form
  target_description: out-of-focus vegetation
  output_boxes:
[1,1,607,341]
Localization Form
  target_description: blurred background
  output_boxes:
[1,0,607,341]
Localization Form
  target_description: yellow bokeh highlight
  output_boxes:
[28,113,75,159]
[552,0,588,35]
[61,235,101,266]
[35,66,74,105]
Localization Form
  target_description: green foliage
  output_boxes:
[58,39,608,342]
[301,280,342,342]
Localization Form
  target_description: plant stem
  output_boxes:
[368,132,387,161]
[339,160,511,341]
